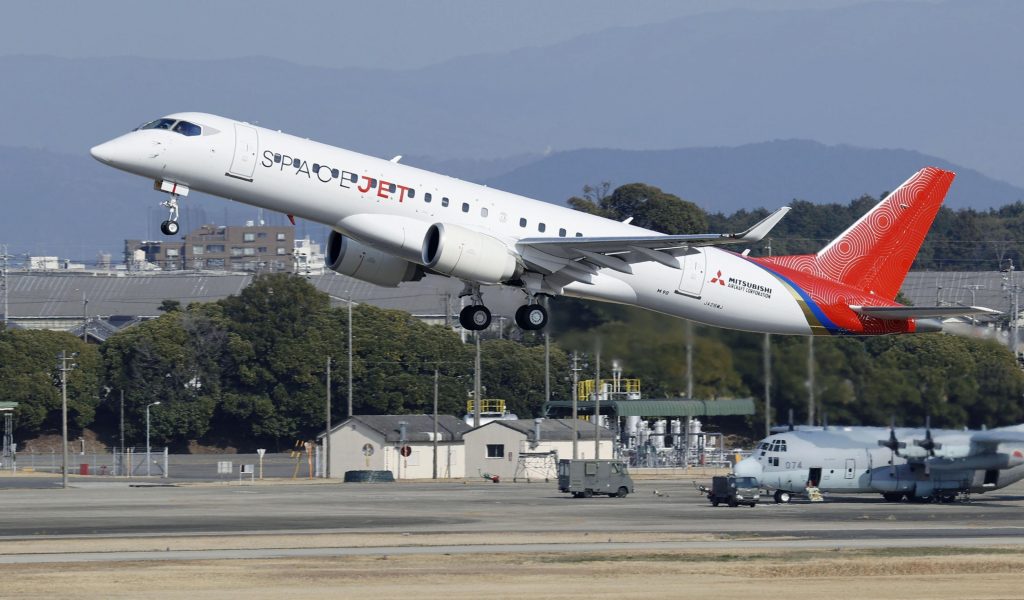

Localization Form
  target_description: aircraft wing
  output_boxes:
[515,207,790,281]
[970,429,1024,447]
[849,305,1002,320]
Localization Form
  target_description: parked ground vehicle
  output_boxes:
[697,475,760,507]
[557,459,634,498]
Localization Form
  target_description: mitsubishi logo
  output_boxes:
[709,270,726,286]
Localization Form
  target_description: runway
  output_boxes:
[2,477,1024,564]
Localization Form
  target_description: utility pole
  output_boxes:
[685,320,694,399]
[1006,262,1021,359]
[56,351,78,489]
[571,351,581,459]
[764,333,772,437]
[81,292,89,343]
[473,332,482,427]
[544,297,550,406]
[807,336,815,426]
[347,291,354,418]
[594,349,601,459]
[1,244,9,330]
[432,367,439,480]
[325,356,331,479]
[763,239,772,437]
[119,390,125,476]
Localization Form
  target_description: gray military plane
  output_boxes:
[733,421,1024,503]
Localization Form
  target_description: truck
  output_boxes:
[557,459,634,498]
[697,475,760,507]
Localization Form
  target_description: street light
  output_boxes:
[146,401,161,477]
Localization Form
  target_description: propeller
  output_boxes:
[914,415,943,457]
[913,415,944,476]
[877,418,905,476]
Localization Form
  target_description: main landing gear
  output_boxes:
[514,302,547,331]
[457,284,550,331]
[160,194,181,236]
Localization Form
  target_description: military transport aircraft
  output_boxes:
[91,113,997,334]
[734,421,1024,502]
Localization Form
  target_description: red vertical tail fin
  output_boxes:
[811,167,954,300]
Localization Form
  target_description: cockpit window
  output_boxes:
[139,118,176,131]
[135,118,202,136]
[173,121,202,136]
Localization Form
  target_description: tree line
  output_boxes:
[571,181,1024,270]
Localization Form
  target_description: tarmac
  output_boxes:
[2,475,1024,563]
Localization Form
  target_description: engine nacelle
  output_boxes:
[326,230,423,287]
[421,223,519,284]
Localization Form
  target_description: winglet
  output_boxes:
[734,207,791,242]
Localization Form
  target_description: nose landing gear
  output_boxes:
[159,195,180,236]
[155,180,189,237]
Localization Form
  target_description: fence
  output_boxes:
[5,448,315,481]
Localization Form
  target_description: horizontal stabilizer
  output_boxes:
[849,305,1001,320]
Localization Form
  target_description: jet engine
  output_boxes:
[422,223,519,284]
[326,230,423,287]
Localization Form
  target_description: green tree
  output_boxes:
[569,183,708,234]
[0,330,100,437]
[479,339,568,417]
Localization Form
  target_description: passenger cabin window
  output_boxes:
[575,232,583,237]
[441,197,449,207]
[559,228,567,237]
[424,193,432,203]
[481,207,489,217]
[462,202,469,213]
[538,223,546,233]
[519,218,527,228]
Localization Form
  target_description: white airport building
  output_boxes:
[320,414,471,480]
[463,418,613,482]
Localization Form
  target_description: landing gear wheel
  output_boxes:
[160,220,180,236]
[773,490,791,504]
[515,303,548,330]
[459,305,491,331]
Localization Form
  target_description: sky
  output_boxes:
[2,0,935,70]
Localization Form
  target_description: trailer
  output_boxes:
[557,459,634,498]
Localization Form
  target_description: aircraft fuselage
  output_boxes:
[91,112,935,335]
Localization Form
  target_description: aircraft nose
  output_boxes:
[89,141,114,164]
[733,456,763,479]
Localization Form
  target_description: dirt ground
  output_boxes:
[3,544,1023,599]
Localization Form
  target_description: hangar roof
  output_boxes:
[323,414,472,443]
[468,418,609,442]
[542,398,756,418]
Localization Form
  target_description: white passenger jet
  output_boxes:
[91,113,996,333]
[735,421,1024,503]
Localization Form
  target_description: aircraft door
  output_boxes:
[676,250,706,298]
[845,458,856,479]
[228,123,259,180]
